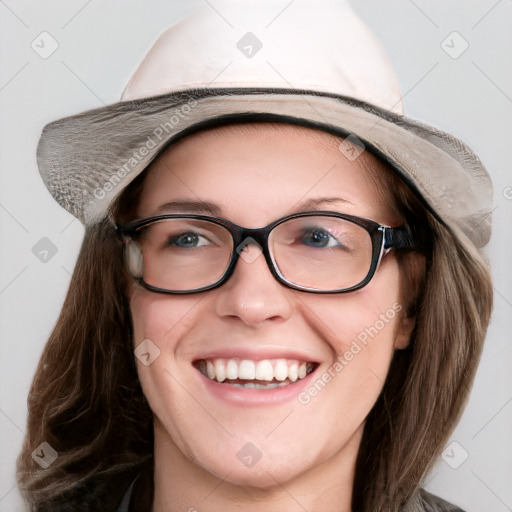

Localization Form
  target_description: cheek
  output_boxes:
[128,287,205,408]
[128,288,214,437]
[303,256,404,349]
[297,258,405,412]
[129,287,201,347]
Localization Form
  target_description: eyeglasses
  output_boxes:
[116,211,417,294]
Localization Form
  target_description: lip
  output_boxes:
[193,361,320,406]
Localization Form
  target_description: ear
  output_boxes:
[394,252,426,349]
[394,315,415,349]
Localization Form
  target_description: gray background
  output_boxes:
[1,1,511,510]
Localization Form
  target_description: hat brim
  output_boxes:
[37,88,492,248]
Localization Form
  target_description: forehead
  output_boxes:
[190,121,343,151]
[136,122,397,224]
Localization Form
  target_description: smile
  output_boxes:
[195,358,317,389]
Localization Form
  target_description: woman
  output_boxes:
[17,1,493,511]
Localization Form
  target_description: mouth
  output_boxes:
[194,358,318,389]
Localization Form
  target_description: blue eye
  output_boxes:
[169,231,209,248]
[301,227,340,248]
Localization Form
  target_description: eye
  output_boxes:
[168,231,210,248]
[301,227,341,248]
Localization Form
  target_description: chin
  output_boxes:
[180,428,331,490]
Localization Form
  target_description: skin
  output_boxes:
[129,123,414,512]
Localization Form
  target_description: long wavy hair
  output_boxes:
[17,123,493,511]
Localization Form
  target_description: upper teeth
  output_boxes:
[197,358,314,384]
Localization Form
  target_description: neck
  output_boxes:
[151,420,360,512]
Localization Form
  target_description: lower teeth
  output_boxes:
[229,381,290,389]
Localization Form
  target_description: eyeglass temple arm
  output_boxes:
[383,226,418,250]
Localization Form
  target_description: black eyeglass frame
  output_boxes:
[116,210,417,295]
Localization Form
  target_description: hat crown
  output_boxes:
[121,0,404,114]
[37,0,492,252]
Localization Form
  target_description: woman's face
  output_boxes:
[129,123,413,488]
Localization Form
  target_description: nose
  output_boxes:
[213,243,295,326]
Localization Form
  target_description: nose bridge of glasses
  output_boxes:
[232,226,272,265]
[237,225,268,245]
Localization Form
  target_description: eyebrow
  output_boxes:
[153,200,222,215]
[152,196,353,216]
[297,196,353,210]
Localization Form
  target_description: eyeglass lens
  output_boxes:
[126,216,373,292]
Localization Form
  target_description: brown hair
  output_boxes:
[17,123,493,511]
[16,219,153,510]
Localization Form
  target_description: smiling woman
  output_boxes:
[117,122,428,508]
[16,1,493,512]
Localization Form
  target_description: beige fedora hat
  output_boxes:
[36,0,492,250]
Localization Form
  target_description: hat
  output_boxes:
[36,0,492,250]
